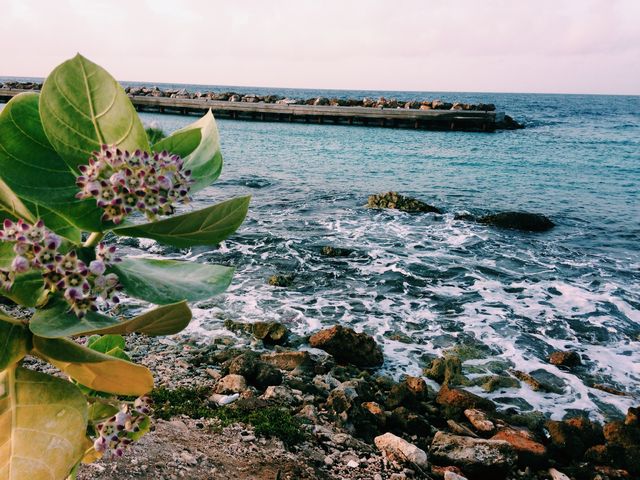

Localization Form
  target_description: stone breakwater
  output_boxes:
[0,81,524,130]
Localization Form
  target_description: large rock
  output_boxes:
[309,325,383,367]
[367,192,442,214]
[436,384,496,412]
[478,212,554,232]
[545,417,603,460]
[549,350,581,367]
[491,428,548,467]
[215,374,247,394]
[224,319,289,344]
[429,431,516,477]
[374,432,429,468]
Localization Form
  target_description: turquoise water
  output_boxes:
[1,85,639,419]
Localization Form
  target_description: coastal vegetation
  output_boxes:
[0,54,249,479]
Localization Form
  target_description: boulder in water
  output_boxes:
[309,325,383,367]
[478,212,555,232]
[367,191,442,213]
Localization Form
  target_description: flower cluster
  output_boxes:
[0,219,120,317]
[93,397,152,458]
[76,145,192,224]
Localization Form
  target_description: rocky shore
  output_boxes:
[69,319,638,480]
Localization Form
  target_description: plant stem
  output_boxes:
[83,232,104,248]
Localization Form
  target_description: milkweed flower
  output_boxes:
[76,145,192,223]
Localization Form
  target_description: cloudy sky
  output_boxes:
[2,0,639,94]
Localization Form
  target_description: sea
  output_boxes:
[1,78,639,420]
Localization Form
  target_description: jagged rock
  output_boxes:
[444,472,468,480]
[367,192,442,214]
[464,409,495,433]
[510,369,563,393]
[549,350,582,367]
[226,352,282,389]
[385,375,432,409]
[262,385,298,404]
[548,468,571,480]
[224,319,289,344]
[215,374,247,394]
[545,417,604,460]
[470,375,520,392]
[267,274,294,287]
[260,351,314,371]
[625,406,640,427]
[491,428,547,467]
[429,432,516,477]
[309,325,383,367]
[436,384,496,412]
[447,420,479,438]
[374,432,429,468]
[313,97,330,106]
[229,94,242,102]
[478,212,554,232]
[388,407,430,435]
[424,356,466,386]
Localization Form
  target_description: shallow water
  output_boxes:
[2,85,639,419]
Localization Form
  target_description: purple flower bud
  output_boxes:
[11,256,30,274]
[89,259,106,275]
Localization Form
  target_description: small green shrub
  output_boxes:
[151,387,305,445]
[145,126,166,144]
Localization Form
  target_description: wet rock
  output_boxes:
[424,356,467,386]
[224,319,289,344]
[267,274,295,287]
[429,431,516,477]
[320,245,354,257]
[464,409,495,433]
[471,375,520,392]
[309,325,383,367]
[215,374,247,394]
[374,432,429,468]
[388,407,430,435]
[361,401,386,428]
[367,192,442,214]
[385,375,432,410]
[447,420,479,438]
[625,406,640,427]
[593,383,629,396]
[545,417,604,460]
[549,350,582,367]
[436,384,496,412]
[226,353,282,389]
[478,212,555,232]
[491,428,547,467]
[603,421,640,448]
[510,369,563,394]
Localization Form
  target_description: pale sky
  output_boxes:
[2,0,639,94]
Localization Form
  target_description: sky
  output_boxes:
[2,0,639,95]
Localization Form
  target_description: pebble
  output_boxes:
[346,459,359,468]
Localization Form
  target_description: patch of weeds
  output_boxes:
[150,387,305,446]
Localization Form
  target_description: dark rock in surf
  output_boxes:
[478,211,555,232]
[309,325,383,367]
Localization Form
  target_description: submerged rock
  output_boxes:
[429,431,516,477]
[320,245,354,257]
[374,432,429,468]
[309,325,383,367]
[424,356,467,386]
[478,212,555,232]
[367,192,442,213]
[267,274,295,287]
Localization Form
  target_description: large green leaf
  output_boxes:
[80,301,193,336]
[39,54,149,171]
[0,244,44,307]
[0,177,34,225]
[110,257,234,305]
[112,196,250,247]
[0,366,88,480]
[0,92,103,236]
[0,313,31,370]
[29,298,192,337]
[29,298,120,338]
[153,110,222,192]
[32,336,153,396]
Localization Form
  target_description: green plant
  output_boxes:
[145,126,166,144]
[0,54,250,479]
